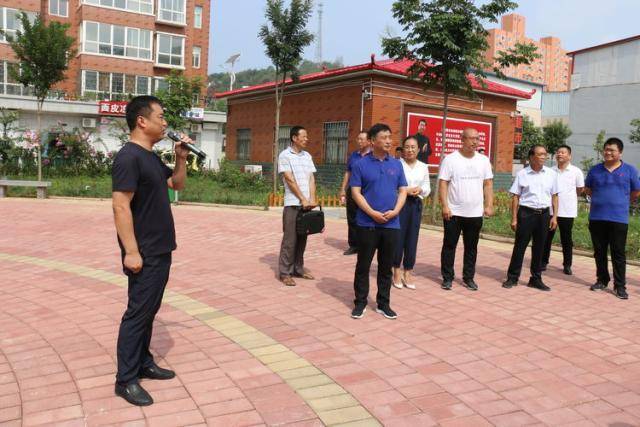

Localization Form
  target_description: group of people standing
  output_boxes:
[277,122,640,322]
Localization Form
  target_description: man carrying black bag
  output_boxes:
[278,126,318,287]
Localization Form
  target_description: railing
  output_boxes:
[267,193,342,207]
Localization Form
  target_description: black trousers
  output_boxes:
[116,252,172,385]
[589,220,628,289]
[542,217,574,267]
[393,196,423,270]
[353,227,398,309]
[507,207,549,282]
[346,188,358,249]
[441,216,483,282]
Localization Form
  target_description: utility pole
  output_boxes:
[314,1,323,64]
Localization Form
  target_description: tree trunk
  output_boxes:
[272,69,281,194]
[36,100,43,181]
[430,90,449,223]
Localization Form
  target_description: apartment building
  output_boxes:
[0,0,210,101]
[485,13,571,92]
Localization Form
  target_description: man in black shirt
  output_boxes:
[111,95,190,406]
[412,119,432,163]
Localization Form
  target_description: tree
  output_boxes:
[0,108,20,166]
[580,129,606,173]
[259,0,314,192]
[1,13,75,181]
[630,118,640,145]
[515,115,543,163]
[542,120,572,155]
[155,70,203,131]
[381,0,539,220]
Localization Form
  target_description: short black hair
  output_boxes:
[357,130,368,137]
[368,123,391,140]
[402,136,418,148]
[528,144,547,158]
[556,144,572,154]
[418,120,426,125]
[290,126,306,142]
[604,137,624,152]
[125,95,163,131]
[395,146,403,152]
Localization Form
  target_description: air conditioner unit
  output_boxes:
[190,123,200,133]
[82,117,96,128]
[244,165,262,174]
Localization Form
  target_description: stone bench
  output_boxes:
[0,180,52,199]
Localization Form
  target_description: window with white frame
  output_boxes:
[192,46,201,68]
[82,21,151,60]
[194,5,202,28]
[154,77,168,92]
[324,121,349,164]
[49,0,69,17]
[0,8,35,42]
[83,0,153,15]
[278,126,292,154]
[81,70,152,100]
[158,0,186,24]
[156,33,184,67]
[0,61,33,96]
[236,129,251,160]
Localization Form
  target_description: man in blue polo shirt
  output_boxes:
[349,123,407,319]
[585,138,640,299]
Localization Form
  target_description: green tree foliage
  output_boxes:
[155,70,203,131]
[0,108,20,166]
[580,129,606,173]
[515,115,543,163]
[1,12,75,181]
[259,0,314,192]
[208,59,344,93]
[630,118,640,145]
[542,120,572,155]
[381,0,540,219]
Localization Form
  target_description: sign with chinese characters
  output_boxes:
[98,100,128,116]
[405,112,493,167]
[182,107,205,121]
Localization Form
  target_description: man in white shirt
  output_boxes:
[438,128,494,291]
[503,145,559,291]
[542,145,584,275]
[278,126,317,287]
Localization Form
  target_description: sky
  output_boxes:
[209,0,640,74]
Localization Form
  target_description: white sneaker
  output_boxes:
[392,281,403,289]
[404,282,416,290]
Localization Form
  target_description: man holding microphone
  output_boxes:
[111,95,191,406]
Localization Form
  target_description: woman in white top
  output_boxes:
[393,136,431,289]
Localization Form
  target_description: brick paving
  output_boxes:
[1,197,640,426]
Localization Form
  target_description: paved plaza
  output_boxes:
[1,198,640,426]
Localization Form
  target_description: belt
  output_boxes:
[520,205,549,214]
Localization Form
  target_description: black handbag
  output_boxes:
[296,206,324,235]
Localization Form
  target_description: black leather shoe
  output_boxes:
[502,279,517,289]
[139,364,176,380]
[527,279,550,291]
[563,266,572,275]
[115,382,153,406]
[462,279,478,291]
[343,247,358,255]
[441,280,452,290]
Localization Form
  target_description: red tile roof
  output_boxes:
[215,58,533,99]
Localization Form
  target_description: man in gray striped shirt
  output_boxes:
[278,126,317,286]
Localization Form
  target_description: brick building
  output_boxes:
[0,0,210,100]
[485,14,571,92]
[218,57,532,188]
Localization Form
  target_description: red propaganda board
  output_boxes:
[98,100,128,116]
[405,112,493,167]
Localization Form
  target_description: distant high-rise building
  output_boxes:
[485,14,571,92]
[0,0,211,101]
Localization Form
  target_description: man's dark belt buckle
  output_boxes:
[524,206,546,214]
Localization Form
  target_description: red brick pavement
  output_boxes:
[1,198,640,426]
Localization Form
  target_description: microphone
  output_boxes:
[166,130,206,159]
